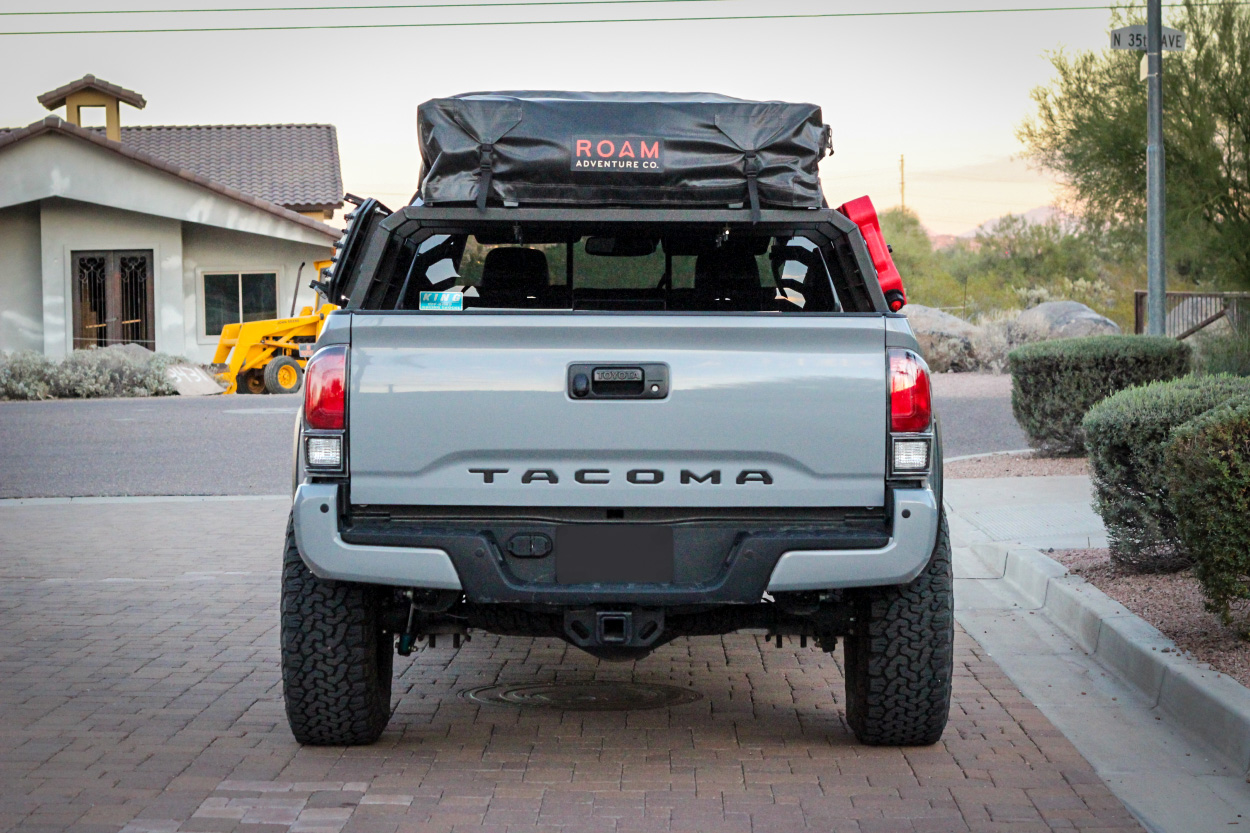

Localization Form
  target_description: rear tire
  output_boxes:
[239,369,267,395]
[265,357,304,394]
[843,511,953,746]
[281,515,394,745]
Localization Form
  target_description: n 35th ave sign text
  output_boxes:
[1111,25,1187,51]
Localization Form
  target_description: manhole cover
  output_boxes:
[463,681,702,711]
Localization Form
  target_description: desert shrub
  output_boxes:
[1083,374,1250,572]
[1194,326,1250,377]
[0,346,179,400]
[1165,397,1250,623]
[0,351,55,400]
[1008,335,1190,455]
[964,310,1017,374]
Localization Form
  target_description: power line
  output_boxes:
[3,2,1246,36]
[0,0,733,17]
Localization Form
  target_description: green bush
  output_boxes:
[0,346,179,401]
[1008,335,1191,455]
[1165,397,1250,624]
[1082,374,1250,572]
[1194,326,1250,377]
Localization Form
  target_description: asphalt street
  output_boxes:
[0,373,1026,498]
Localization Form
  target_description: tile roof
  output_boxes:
[0,117,339,239]
[113,124,344,212]
[37,75,147,111]
[0,121,344,212]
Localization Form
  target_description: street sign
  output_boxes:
[1111,24,1187,51]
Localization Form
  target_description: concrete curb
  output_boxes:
[0,495,288,506]
[971,541,1250,772]
[944,448,1033,463]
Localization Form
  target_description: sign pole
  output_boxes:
[1146,0,1167,335]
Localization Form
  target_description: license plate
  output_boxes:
[555,525,674,584]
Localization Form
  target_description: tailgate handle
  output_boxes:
[568,363,668,400]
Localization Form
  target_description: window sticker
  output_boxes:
[419,291,464,311]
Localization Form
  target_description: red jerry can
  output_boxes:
[836,195,907,312]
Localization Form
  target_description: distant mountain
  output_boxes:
[958,206,1075,238]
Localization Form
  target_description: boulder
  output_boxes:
[903,304,983,372]
[1012,301,1120,341]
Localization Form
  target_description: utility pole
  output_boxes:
[900,154,906,212]
[1146,0,1167,335]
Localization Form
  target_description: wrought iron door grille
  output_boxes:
[118,255,151,345]
[76,255,109,349]
[72,250,155,350]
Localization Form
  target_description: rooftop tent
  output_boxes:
[416,91,832,218]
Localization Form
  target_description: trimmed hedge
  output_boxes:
[1082,374,1250,572]
[1165,397,1250,624]
[1008,335,1190,455]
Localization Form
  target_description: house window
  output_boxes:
[203,272,278,336]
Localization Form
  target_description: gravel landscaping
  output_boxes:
[1054,548,1250,689]
[946,452,1090,479]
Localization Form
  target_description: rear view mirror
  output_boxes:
[584,236,657,257]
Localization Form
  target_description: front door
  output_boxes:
[71,250,155,350]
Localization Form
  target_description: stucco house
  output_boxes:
[0,75,342,363]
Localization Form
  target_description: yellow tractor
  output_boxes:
[212,260,337,395]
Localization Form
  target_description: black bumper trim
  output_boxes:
[341,520,888,605]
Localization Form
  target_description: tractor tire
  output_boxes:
[281,515,394,745]
[843,511,953,746]
[239,369,267,395]
[265,356,304,395]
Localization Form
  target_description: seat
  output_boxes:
[694,249,762,311]
[479,247,550,302]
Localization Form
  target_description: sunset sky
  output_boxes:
[0,0,1147,235]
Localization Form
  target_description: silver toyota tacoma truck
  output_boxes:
[283,92,950,748]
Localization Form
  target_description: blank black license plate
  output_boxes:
[555,525,674,584]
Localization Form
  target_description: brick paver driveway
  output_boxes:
[0,499,1142,833]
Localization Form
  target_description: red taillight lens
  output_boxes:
[305,345,347,430]
[890,349,932,433]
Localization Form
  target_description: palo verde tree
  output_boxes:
[1018,0,1250,284]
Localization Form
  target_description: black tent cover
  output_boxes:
[416,92,832,217]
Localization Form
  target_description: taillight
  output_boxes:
[890,349,932,433]
[305,345,347,430]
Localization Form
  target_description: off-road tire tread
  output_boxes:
[264,357,303,395]
[844,512,953,746]
[281,516,393,745]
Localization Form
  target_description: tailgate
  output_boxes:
[347,314,887,508]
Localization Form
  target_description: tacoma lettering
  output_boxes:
[470,467,771,485]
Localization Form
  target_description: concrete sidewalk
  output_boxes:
[945,475,1250,833]
[946,475,1106,551]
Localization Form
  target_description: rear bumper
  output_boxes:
[764,489,938,591]
[291,483,938,599]
[293,484,462,590]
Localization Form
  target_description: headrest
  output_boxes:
[695,249,760,290]
[480,247,550,291]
